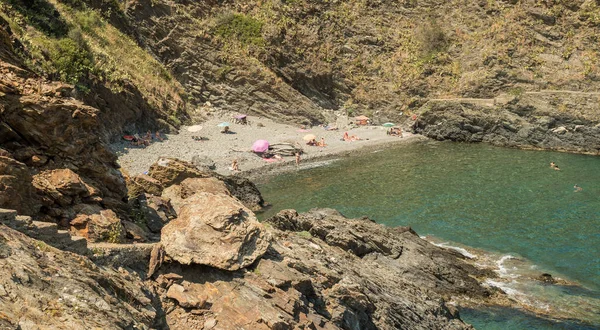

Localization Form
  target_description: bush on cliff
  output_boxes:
[215,13,265,47]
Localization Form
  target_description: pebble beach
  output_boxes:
[111,115,422,178]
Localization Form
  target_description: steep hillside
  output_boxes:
[124,0,600,122]
[2,0,598,129]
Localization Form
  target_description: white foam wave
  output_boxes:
[496,255,520,278]
[485,279,522,296]
[430,241,477,259]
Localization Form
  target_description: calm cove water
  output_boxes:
[257,140,600,329]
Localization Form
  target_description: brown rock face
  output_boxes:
[148,158,212,188]
[161,192,269,270]
[180,177,230,199]
[70,209,124,243]
[0,224,156,329]
[0,156,39,215]
[161,177,230,214]
[144,157,264,211]
[156,208,491,329]
[132,174,164,197]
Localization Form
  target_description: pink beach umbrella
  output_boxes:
[252,140,270,153]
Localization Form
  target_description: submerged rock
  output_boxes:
[160,192,269,270]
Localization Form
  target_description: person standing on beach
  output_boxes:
[295,152,301,166]
[231,159,239,172]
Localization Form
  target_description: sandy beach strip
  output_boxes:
[111,115,425,178]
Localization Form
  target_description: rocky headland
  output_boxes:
[1,0,599,328]
[1,157,504,329]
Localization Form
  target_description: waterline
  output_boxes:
[258,140,600,328]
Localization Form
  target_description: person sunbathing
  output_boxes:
[132,134,148,147]
[155,131,163,141]
[317,137,327,147]
[307,139,318,146]
[221,126,230,134]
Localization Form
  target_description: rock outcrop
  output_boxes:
[160,192,269,270]
[139,157,264,211]
[413,93,600,154]
[0,224,157,329]
[0,155,39,215]
[153,208,495,329]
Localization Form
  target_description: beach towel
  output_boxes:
[297,129,309,132]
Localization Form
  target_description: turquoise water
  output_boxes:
[257,141,600,328]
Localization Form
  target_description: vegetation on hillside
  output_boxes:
[1,0,598,125]
[0,0,186,124]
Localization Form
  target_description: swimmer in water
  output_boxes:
[574,184,583,192]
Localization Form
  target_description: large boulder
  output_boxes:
[220,176,264,212]
[132,174,164,196]
[148,158,211,187]
[161,192,269,270]
[180,177,230,199]
[161,177,231,214]
[70,208,125,243]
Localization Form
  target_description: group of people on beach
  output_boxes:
[550,162,583,192]
[131,131,163,147]
[307,138,326,147]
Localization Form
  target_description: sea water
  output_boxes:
[257,140,600,329]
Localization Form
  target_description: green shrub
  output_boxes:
[46,37,93,84]
[215,13,265,46]
[416,19,449,58]
[73,9,104,33]
[106,223,123,243]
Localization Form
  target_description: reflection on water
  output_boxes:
[258,141,600,328]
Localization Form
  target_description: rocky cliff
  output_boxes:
[2,0,599,129]
[412,92,600,154]
[0,157,507,329]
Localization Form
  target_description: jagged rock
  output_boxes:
[166,283,209,309]
[0,224,155,329]
[414,96,600,154]
[0,156,39,215]
[146,157,264,211]
[160,177,231,214]
[154,208,491,329]
[123,220,148,242]
[268,208,407,258]
[191,155,216,171]
[148,158,211,187]
[133,174,165,196]
[135,193,176,233]
[160,192,269,270]
[180,177,230,199]
[47,169,89,196]
[220,175,265,211]
[32,169,93,208]
[70,209,125,243]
